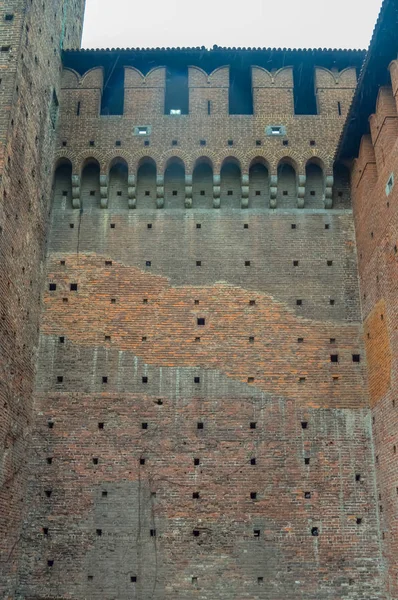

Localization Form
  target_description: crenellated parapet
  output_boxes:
[188,66,229,116]
[351,135,377,205]
[60,67,104,118]
[252,67,294,115]
[124,66,166,119]
[58,63,360,121]
[368,86,398,171]
[315,67,357,117]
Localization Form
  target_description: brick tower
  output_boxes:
[338,0,398,595]
[0,1,86,597]
[14,44,386,599]
[4,1,398,598]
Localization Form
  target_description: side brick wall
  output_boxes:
[0,1,85,597]
[351,63,398,599]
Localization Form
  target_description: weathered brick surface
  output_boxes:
[14,53,387,598]
[350,61,398,599]
[19,393,382,599]
[0,1,85,597]
[0,24,388,597]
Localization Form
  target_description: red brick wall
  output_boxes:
[351,60,398,599]
[15,59,387,599]
[0,1,85,597]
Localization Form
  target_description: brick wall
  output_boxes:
[16,57,386,599]
[0,1,85,597]
[350,59,398,599]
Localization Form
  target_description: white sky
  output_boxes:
[82,0,382,51]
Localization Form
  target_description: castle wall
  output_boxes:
[350,61,398,599]
[0,1,85,597]
[17,61,386,599]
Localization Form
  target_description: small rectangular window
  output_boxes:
[266,125,286,136]
[4,13,14,20]
[134,125,151,136]
[197,318,205,326]
[207,100,211,115]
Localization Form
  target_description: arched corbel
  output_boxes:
[297,174,306,208]
[213,174,221,208]
[72,174,80,209]
[128,174,136,209]
[241,174,249,208]
[185,174,193,208]
[269,174,277,208]
[100,174,108,209]
[324,175,333,209]
[156,175,164,209]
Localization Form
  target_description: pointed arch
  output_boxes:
[249,158,270,208]
[333,162,351,209]
[137,157,157,209]
[109,158,128,209]
[277,158,297,208]
[164,157,185,209]
[52,159,72,210]
[305,160,324,209]
[81,158,100,209]
[193,158,213,209]
[221,157,241,209]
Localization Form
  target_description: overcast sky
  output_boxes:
[82,0,382,50]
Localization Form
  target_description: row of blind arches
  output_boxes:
[54,157,351,210]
